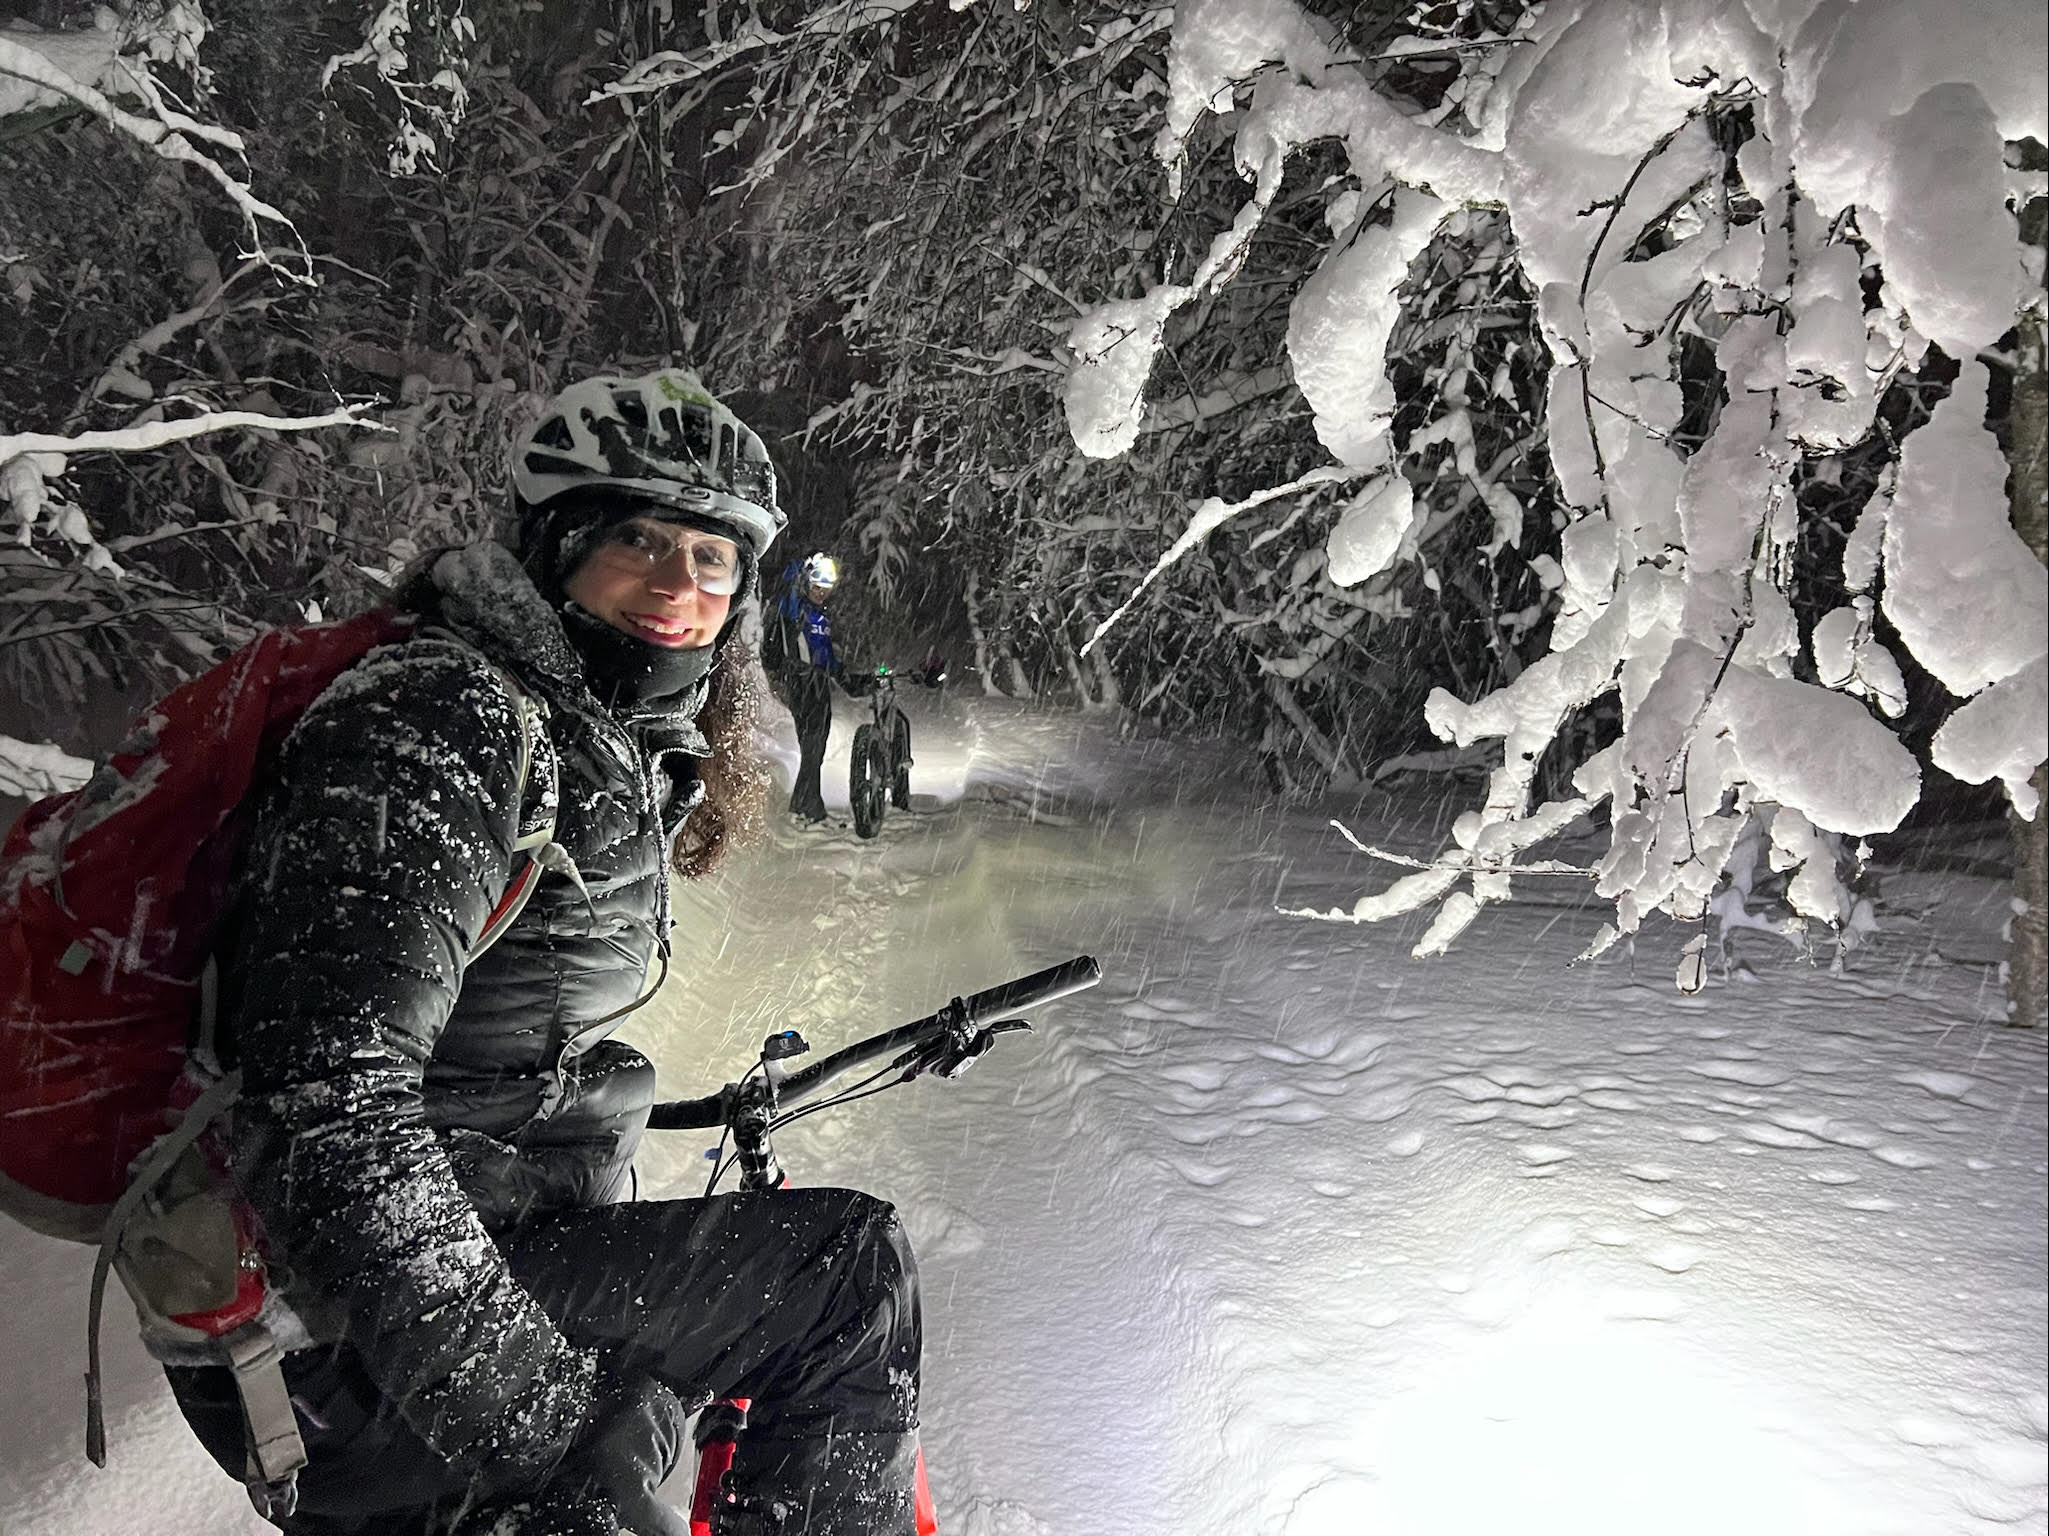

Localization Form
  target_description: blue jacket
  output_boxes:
[773,563,837,675]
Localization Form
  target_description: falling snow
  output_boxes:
[2,690,2041,1536]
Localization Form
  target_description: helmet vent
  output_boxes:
[583,409,643,478]
[678,404,713,463]
[522,449,595,480]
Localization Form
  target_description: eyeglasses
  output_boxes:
[594,520,744,595]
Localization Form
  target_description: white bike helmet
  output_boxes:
[802,552,840,594]
[511,369,784,560]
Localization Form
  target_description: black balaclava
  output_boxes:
[516,490,758,713]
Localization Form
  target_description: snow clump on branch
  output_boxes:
[1064,0,2047,986]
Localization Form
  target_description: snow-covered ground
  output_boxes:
[2,687,2043,1535]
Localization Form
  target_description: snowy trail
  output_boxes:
[639,700,1256,1532]
[644,694,2045,1536]
[0,692,2042,1535]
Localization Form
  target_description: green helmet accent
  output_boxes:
[511,369,785,558]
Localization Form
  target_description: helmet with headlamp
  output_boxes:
[801,553,840,595]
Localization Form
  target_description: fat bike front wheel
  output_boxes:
[850,723,887,838]
[890,713,913,811]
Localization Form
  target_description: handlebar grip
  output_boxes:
[647,1093,729,1131]
[962,955,1102,1024]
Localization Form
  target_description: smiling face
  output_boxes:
[563,515,737,650]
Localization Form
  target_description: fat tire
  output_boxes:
[890,714,913,811]
[850,723,886,838]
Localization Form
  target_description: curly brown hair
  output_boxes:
[672,639,772,880]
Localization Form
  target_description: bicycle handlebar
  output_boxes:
[645,1092,740,1131]
[953,954,1102,1023]
[647,955,1101,1131]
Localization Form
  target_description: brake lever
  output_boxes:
[927,1018,1032,1080]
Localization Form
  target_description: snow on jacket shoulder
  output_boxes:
[218,543,697,1489]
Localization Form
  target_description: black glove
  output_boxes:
[554,1372,693,1536]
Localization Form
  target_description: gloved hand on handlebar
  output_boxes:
[459,1371,691,1536]
[566,1371,693,1536]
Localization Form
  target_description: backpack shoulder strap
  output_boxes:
[407,624,556,843]
[488,660,556,856]
[466,655,556,960]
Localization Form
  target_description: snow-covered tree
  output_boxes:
[0,0,637,705]
[4,0,2042,1018]
[1064,0,2046,1013]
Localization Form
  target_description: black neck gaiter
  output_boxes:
[562,602,719,713]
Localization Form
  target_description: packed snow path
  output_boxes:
[1,691,2042,1535]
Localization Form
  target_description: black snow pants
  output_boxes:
[778,666,834,822]
[166,1188,921,1535]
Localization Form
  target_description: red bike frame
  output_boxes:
[687,1407,938,1535]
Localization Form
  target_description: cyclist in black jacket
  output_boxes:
[167,371,924,1536]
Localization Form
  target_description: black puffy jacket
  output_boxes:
[220,543,710,1492]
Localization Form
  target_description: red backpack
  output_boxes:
[0,608,550,1505]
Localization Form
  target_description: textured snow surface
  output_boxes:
[3,696,2042,1535]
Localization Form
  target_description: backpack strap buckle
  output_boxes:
[223,1320,307,1509]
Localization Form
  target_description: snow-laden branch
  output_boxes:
[1279,795,1598,956]
[0,735,93,800]
[1079,467,1365,658]
[0,406,384,468]
[1317,817,1594,877]
[319,0,477,175]
[0,36,309,281]
[1,406,386,568]
[1103,0,2046,984]
[1141,365,1295,436]
[87,257,266,405]
[587,0,929,103]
